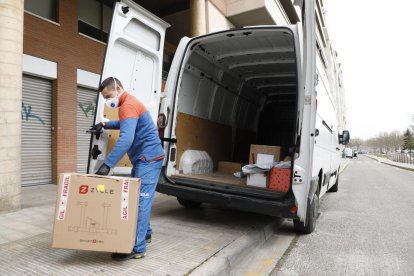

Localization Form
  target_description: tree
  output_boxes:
[402,128,414,152]
[348,137,363,151]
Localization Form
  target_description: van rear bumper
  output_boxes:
[156,181,297,218]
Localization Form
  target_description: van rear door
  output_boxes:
[87,0,169,174]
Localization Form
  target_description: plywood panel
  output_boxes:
[176,112,232,169]
[104,106,132,167]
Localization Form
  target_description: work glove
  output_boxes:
[87,122,104,139]
[96,163,110,176]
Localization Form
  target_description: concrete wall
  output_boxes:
[0,0,24,211]
[206,1,234,33]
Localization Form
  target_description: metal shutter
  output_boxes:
[22,75,52,186]
[77,86,97,173]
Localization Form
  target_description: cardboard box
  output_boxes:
[247,173,267,188]
[52,173,140,253]
[218,161,243,174]
[268,168,291,192]
[249,144,282,164]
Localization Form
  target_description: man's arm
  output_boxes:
[104,120,120,129]
[103,118,137,168]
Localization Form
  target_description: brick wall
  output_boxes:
[23,0,105,183]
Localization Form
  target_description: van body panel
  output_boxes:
[87,0,169,174]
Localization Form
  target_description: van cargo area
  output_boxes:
[166,28,298,197]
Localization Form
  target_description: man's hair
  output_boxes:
[98,77,124,92]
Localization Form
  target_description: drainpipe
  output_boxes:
[190,0,207,37]
[0,0,24,211]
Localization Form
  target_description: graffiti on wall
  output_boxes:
[21,102,45,125]
[79,102,95,118]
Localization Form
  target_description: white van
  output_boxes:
[88,0,350,234]
[344,148,353,158]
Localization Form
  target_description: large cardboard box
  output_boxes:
[249,144,282,164]
[52,173,140,253]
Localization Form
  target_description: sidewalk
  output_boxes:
[365,154,414,172]
[0,185,280,275]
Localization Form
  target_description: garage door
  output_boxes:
[77,86,97,173]
[21,75,52,186]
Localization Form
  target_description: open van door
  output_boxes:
[87,0,169,175]
[291,0,318,233]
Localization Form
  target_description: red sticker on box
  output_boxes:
[121,179,129,220]
[57,174,71,220]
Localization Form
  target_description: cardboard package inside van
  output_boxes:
[249,144,283,164]
[52,173,140,253]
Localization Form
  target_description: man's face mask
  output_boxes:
[105,93,119,109]
[105,78,121,109]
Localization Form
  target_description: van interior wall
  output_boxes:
[257,96,296,150]
[175,30,297,169]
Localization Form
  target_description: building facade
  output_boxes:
[0,0,346,211]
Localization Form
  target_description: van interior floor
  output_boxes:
[171,172,287,198]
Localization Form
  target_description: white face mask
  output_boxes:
[105,94,119,109]
[105,78,122,109]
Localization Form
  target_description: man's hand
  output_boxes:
[87,122,104,139]
[96,163,110,175]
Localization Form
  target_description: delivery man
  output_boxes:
[89,77,164,261]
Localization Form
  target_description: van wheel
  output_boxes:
[177,197,202,208]
[329,174,339,192]
[293,191,319,234]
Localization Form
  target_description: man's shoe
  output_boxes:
[145,234,152,243]
[111,251,146,261]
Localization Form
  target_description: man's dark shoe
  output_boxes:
[145,234,152,243]
[111,251,146,261]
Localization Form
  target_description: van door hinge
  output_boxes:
[161,138,177,143]
[91,145,102,159]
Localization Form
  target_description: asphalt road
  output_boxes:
[273,155,414,276]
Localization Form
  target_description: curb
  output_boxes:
[365,155,414,172]
[339,159,350,174]
[189,219,281,275]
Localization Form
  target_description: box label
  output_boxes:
[57,174,71,220]
[121,179,130,220]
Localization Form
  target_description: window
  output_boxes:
[78,0,115,43]
[25,0,58,22]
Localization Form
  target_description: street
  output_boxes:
[273,155,414,275]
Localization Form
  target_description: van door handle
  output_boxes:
[315,129,319,137]
[161,137,177,143]
[336,147,340,151]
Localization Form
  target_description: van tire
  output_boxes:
[293,191,319,234]
[177,197,202,208]
[329,173,339,192]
